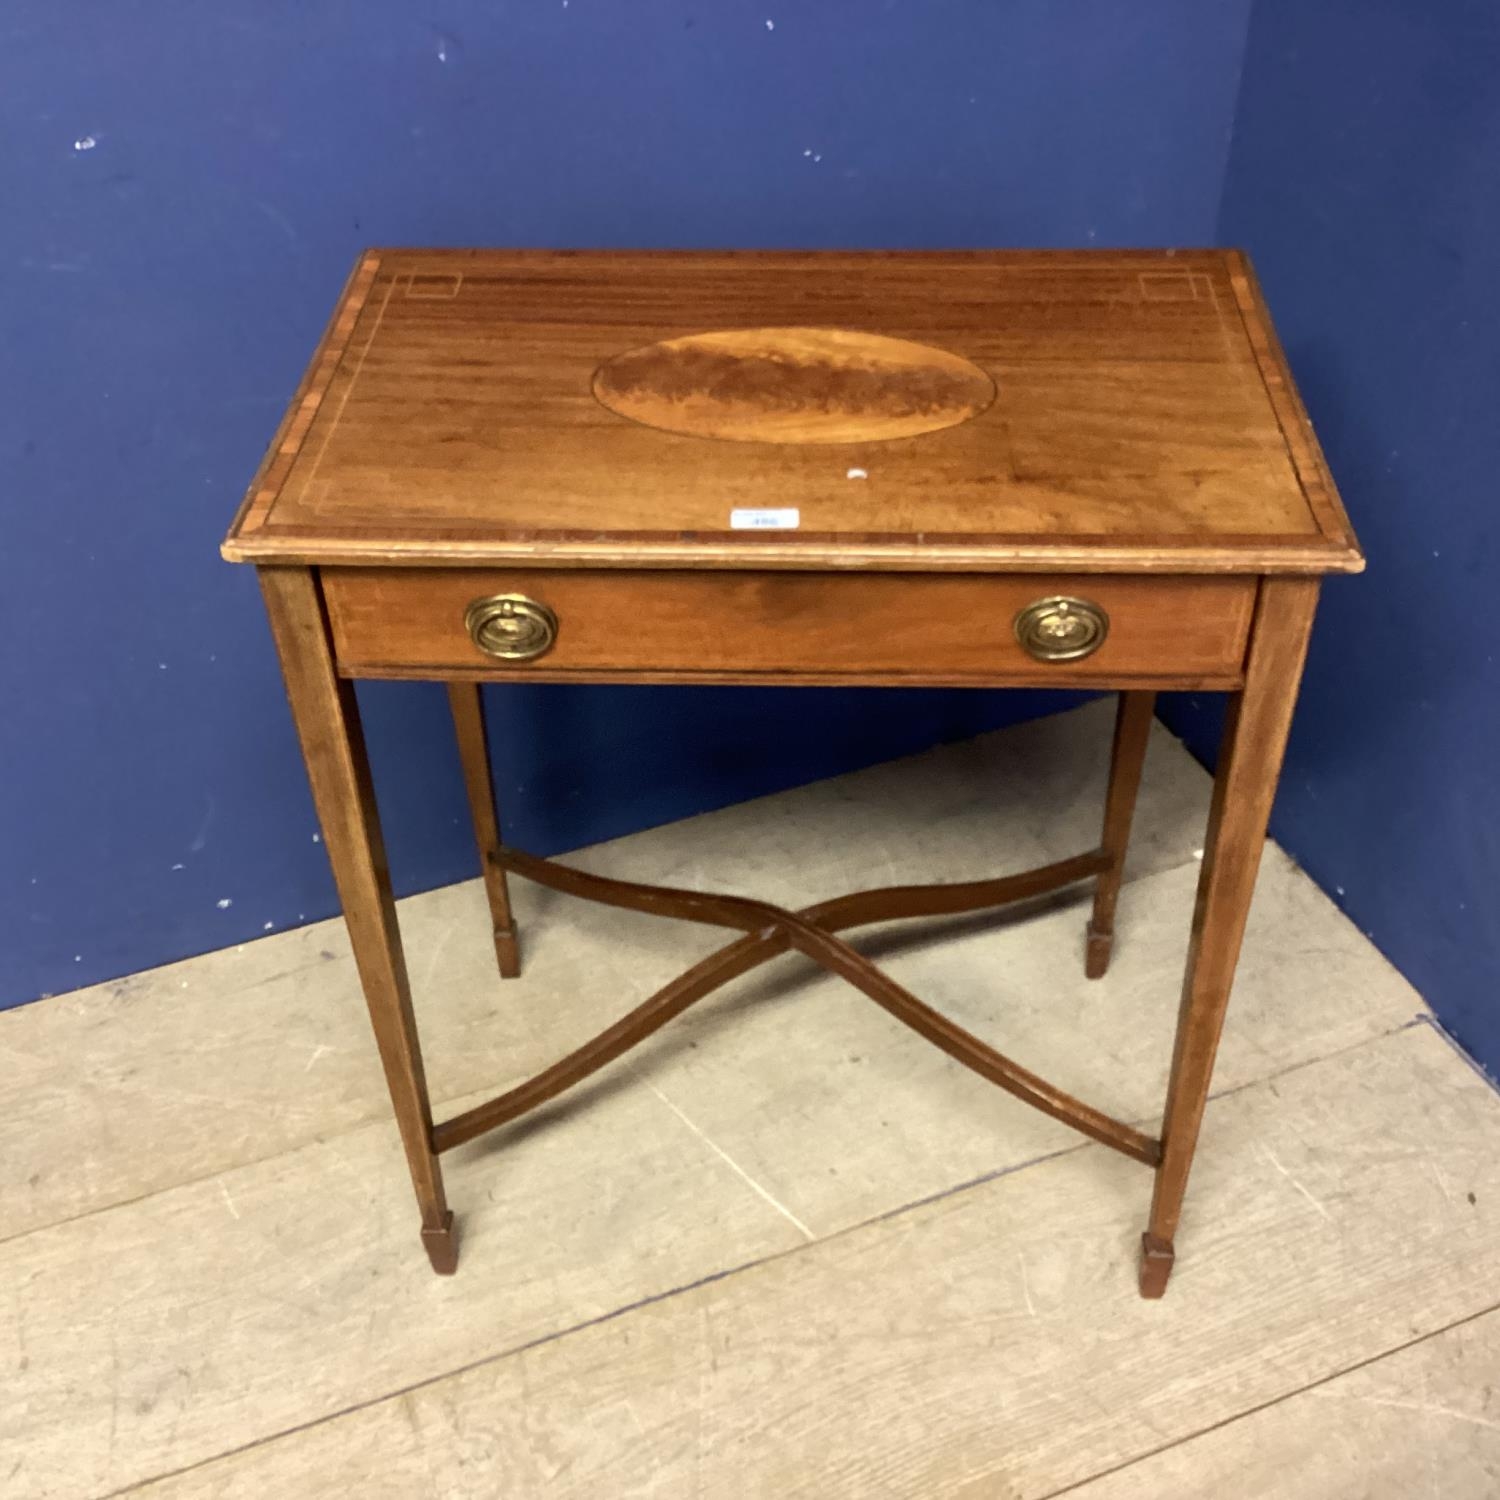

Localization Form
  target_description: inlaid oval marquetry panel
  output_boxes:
[591,326,996,444]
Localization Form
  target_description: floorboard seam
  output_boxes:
[2,854,1169,1256]
[827,1015,1430,1244]
[8,994,1425,1264]
[1034,1298,1500,1500]
[98,1016,1437,1500]
[98,1243,831,1499]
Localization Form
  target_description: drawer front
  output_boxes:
[322,568,1255,686]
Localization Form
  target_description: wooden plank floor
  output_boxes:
[2,701,1490,1499]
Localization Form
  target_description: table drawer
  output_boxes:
[322,568,1255,686]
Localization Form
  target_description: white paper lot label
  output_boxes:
[730,508,800,530]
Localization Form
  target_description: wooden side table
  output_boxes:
[223,249,1361,1297]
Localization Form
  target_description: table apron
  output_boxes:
[320,566,1257,689]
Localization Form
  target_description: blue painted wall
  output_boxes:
[1161,0,1500,1071]
[1,2,1254,1006]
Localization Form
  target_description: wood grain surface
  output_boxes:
[321,565,1256,686]
[221,249,1363,575]
[591,325,997,443]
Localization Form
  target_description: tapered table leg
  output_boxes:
[448,683,521,978]
[260,567,458,1275]
[1139,578,1320,1298]
[1086,691,1156,979]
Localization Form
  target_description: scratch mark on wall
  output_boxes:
[190,796,217,853]
[252,198,301,247]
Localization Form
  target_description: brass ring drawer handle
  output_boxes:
[1013,595,1109,662]
[465,594,558,662]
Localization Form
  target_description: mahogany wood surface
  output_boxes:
[1140,577,1322,1297]
[258,567,457,1274]
[433,844,1160,1167]
[223,249,1362,576]
[429,845,1111,1154]
[446,683,520,980]
[323,567,1256,687]
[1087,690,1158,979]
[231,248,1362,1297]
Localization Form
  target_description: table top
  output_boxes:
[223,249,1362,575]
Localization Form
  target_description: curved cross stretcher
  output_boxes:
[421,682,1169,1292]
[432,843,1160,1168]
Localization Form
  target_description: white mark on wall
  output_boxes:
[846,467,868,480]
[190,796,217,854]
[171,863,185,871]
[765,18,775,30]
[73,135,97,152]
[217,897,232,910]
[262,921,274,932]
[252,198,301,247]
